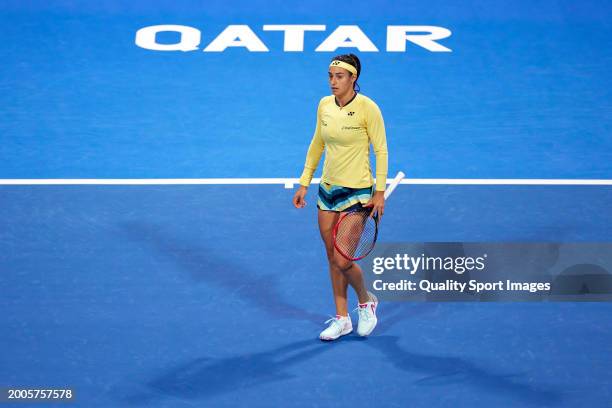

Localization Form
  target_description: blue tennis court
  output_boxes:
[1,1,611,407]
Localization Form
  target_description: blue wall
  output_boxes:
[1,0,610,178]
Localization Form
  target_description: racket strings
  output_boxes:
[334,209,377,259]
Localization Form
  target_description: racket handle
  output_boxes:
[383,171,405,200]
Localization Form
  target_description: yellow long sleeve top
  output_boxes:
[298,93,388,191]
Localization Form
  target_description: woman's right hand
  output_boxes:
[293,186,308,208]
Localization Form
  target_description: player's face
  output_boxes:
[329,67,356,98]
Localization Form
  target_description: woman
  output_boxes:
[293,54,388,341]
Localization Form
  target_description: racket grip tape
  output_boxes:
[383,171,405,200]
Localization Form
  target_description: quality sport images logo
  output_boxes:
[134,24,453,53]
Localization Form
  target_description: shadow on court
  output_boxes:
[120,333,563,406]
[360,336,565,406]
[116,223,564,406]
[119,221,326,325]
[121,338,333,405]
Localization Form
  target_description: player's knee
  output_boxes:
[332,256,353,274]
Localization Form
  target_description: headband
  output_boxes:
[329,60,358,76]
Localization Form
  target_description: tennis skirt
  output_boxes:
[317,182,374,212]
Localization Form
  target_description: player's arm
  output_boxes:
[364,102,388,217]
[294,101,325,208]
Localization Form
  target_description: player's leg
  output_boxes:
[317,208,349,316]
[331,214,370,304]
[322,213,378,337]
[317,209,357,340]
[332,243,378,337]
[329,209,379,337]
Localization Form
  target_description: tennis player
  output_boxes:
[293,54,388,341]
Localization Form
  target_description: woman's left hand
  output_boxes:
[364,191,385,220]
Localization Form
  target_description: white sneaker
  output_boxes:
[319,315,353,341]
[356,291,378,337]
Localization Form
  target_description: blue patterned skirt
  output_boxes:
[317,182,374,212]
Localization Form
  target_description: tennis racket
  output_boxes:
[332,171,405,261]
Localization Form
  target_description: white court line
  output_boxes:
[0,178,611,187]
